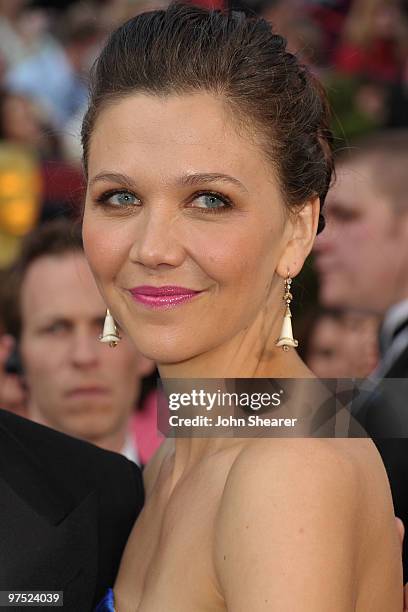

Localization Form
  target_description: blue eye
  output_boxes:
[192,192,231,210]
[96,190,139,207]
[95,189,231,213]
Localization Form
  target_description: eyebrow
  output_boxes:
[89,171,249,195]
[327,201,358,214]
[35,316,71,327]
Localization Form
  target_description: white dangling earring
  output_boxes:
[276,274,298,351]
[99,309,121,347]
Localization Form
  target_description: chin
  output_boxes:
[60,406,119,439]
[131,332,210,366]
[138,346,198,366]
[65,418,118,442]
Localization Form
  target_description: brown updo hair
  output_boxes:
[81,2,333,233]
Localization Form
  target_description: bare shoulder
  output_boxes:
[213,438,398,611]
[214,438,372,553]
[222,437,379,502]
[216,437,391,531]
[143,438,174,497]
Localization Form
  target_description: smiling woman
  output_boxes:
[81,3,402,611]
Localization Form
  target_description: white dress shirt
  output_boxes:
[374,298,408,378]
[121,433,140,466]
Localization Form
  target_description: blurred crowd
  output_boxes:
[1,0,408,462]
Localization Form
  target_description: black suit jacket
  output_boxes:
[352,344,408,580]
[0,409,144,611]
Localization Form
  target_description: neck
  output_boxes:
[165,436,243,487]
[159,297,296,379]
[91,426,128,455]
[383,241,408,313]
[158,300,314,478]
[28,401,129,454]
[386,292,408,314]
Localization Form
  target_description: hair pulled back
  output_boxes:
[82,2,333,233]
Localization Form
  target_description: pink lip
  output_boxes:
[128,285,202,310]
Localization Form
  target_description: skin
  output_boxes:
[82,92,402,610]
[306,315,348,378]
[19,251,152,453]
[82,93,316,378]
[314,158,408,315]
[307,313,379,378]
[340,312,379,376]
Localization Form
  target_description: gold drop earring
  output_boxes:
[276,274,298,351]
[99,309,121,347]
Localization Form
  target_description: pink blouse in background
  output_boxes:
[131,390,164,466]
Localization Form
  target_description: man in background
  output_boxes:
[0,405,143,611]
[0,219,159,465]
[315,130,408,372]
[314,129,408,577]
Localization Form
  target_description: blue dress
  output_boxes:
[94,588,115,611]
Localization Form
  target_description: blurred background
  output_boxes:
[1,0,407,457]
[1,0,407,262]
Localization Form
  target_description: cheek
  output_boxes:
[354,222,392,264]
[333,222,371,263]
[337,221,366,246]
[189,220,279,290]
[82,213,127,285]
[21,338,59,385]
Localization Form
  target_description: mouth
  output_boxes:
[128,285,204,310]
[65,387,110,399]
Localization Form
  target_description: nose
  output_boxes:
[70,329,99,369]
[313,218,334,255]
[314,231,328,255]
[128,206,186,270]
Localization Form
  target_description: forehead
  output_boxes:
[87,92,276,191]
[21,253,105,320]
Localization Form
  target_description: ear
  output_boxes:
[276,196,320,278]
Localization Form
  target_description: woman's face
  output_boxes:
[82,92,305,364]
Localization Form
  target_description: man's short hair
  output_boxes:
[336,130,408,214]
[1,219,83,339]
